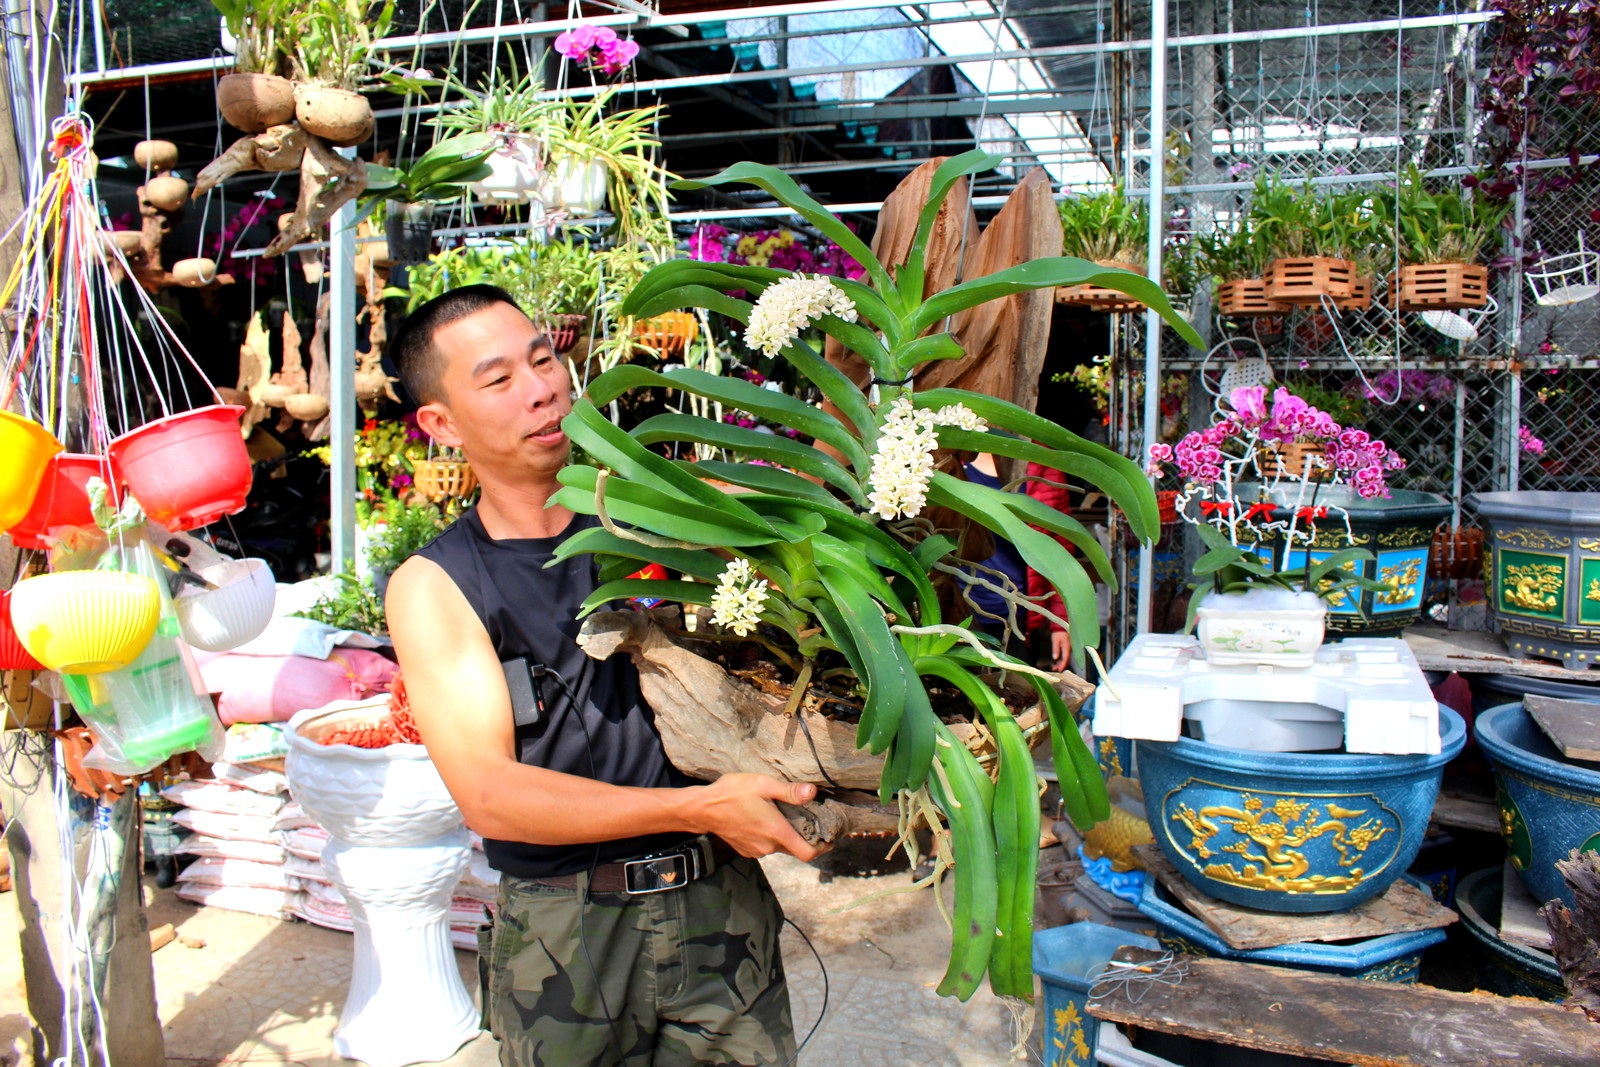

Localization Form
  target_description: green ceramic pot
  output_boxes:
[1239,483,1451,637]
[1469,491,1600,669]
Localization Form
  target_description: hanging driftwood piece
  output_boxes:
[295,292,333,437]
[577,610,1084,843]
[235,312,272,435]
[193,123,307,198]
[266,137,367,258]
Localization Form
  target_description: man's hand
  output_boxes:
[683,774,825,862]
[1050,630,1071,672]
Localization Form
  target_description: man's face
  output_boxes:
[415,302,573,483]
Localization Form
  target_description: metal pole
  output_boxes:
[1137,0,1169,636]
[328,150,358,574]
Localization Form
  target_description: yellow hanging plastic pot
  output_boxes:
[9,570,162,674]
[0,411,64,532]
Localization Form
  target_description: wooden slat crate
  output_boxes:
[1394,262,1489,310]
[1056,260,1146,312]
[1334,277,1372,311]
[1263,256,1357,303]
[1214,278,1290,316]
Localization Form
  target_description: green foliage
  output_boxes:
[1386,165,1512,264]
[365,500,447,577]
[1193,221,1269,282]
[1057,186,1147,263]
[1184,522,1390,632]
[211,0,291,76]
[558,152,1202,1001]
[429,60,555,136]
[364,133,496,205]
[392,238,601,319]
[1279,375,1367,427]
[292,573,387,635]
[286,0,394,89]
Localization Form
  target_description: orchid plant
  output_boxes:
[1146,385,1402,624]
[551,152,1202,1004]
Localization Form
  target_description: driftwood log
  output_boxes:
[577,610,1094,844]
[1542,848,1600,1022]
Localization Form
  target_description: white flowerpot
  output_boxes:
[547,156,608,217]
[1194,587,1326,668]
[286,698,476,1067]
[174,557,276,653]
[472,132,543,204]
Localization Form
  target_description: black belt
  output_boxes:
[532,835,741,895]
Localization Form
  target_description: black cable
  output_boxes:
[780,917,828,1067]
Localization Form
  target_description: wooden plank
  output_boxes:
[1134,845,1456,952]
[1087,947,1600,1066]
[1404,623,1600,682]
[1431,782,1503,835]
[1501,860,1555,953]
[1525,695,1600,763]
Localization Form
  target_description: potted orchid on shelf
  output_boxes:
[1148,385,1410,663]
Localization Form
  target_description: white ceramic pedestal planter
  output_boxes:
[286,699,476,1067]
[1194,587,1327,668]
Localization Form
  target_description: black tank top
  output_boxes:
[416,507,692,877]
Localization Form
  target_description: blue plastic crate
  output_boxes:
[1034,922,1159,1067]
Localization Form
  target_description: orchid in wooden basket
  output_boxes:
[555,152,1201,1003]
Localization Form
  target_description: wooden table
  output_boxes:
[1405,623,1600,682]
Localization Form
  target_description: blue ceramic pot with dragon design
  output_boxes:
[1133,706,1465,913]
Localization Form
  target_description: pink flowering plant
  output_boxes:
[554,23,640,76]
[1146,385,1399,622]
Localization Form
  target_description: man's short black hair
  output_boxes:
[390,284,527,404]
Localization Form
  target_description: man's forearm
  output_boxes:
[453,757,706,846]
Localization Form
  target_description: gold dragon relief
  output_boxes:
[1168,791,1394,894]
[1503,562,1564,613]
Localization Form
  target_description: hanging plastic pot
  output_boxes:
[7,452,114,550]
[175,557,276,653]
[548,157,608,217]
[108,404,252,532]
[632,311,699,361]
[9,570,162,674]
[385,201,436,268]
[0,411,64,534]
[0,590,44,671]
[472,133,543,204]
[541,313,588,355]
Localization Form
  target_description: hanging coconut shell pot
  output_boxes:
[412,458,477,504]
[284,392,330,421]
[294,85,374,147]
[132,139,179,173]
[143,175,190,213]
[217,72,297,133]
[631,311,698,361]
[172,258,220,288]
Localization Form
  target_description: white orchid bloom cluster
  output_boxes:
[709,557,770,637]
[866,396,987,521]
[744,274,858,357]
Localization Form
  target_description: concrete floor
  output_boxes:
[1,852,1026,1066]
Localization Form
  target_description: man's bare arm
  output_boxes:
[384,554,822,861]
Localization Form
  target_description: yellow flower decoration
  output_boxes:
[776,230,796,247]
[747,251,770,267]
[1070,1027,1092,1060]
[736,235,758,256]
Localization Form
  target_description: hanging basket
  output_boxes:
[8,570,163,675]
[175,557,277,653]
[385,201,436,268]
[1391,263,1489,311]
[108,404,252,532]
[7,452,114,550]
[1262,256,1357,304]
[1056,260,1146,312]
[541,313,589,355]
[1214,278,1290,316]
[0,410,64,533]
[631,312,699,361]
[412,459,477,504]
[1258,440,1328,481]
[1428,525,1484,581]
[0,590,44,672]
[575,611,1081,844]
[1526,249,1600,307]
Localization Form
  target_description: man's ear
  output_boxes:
[415,402,462,449]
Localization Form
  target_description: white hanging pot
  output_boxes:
[548,156,608,217]
[472,132,543,204]
[1193,586,1326,668]
[175,557,276,653]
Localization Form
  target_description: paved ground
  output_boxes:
[1,851,1029,1066]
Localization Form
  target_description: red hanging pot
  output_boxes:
[7,453,114,550]
[108,405,252,531]
[0,590,44,671]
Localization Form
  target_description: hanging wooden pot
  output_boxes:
[293,85,374,147]
[1215,278,1290,316]
[1056,260,1146,312]
[108,404,252,531]
[8,570,162,675]
[542,314,589,355]
[631,311,698,360]
[1391,263,1489,311]
[1334,277,1373,312]
[0,410,64,533]
[143,175,190,213]
[7,453,114,550]
[1258,440,1328,481]
[217,72,297,133]
[172,257,220,287]
[1262,256,1357,304]
[132,139,179,173]
[412,459,477,503]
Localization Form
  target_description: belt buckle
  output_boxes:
[623,844,700,895]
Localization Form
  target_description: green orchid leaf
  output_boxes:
[629,413,864,504]
[578,579,713,618]
[898,150,1001,307]
[680,460,850,511]
[890,332,966,371]
[912,533,960,571]
[1306,546,1376,586]
[554,466,780,547]
[552,526,729,582]
[815,563,907,753]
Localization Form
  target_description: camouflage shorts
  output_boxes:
[478,854,797,1067]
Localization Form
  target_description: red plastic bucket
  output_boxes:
[108,405,252,531]
[7,452,115,549]
[0,590,44,671]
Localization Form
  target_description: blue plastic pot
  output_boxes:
[1455,866,1566,1001]
[1134,706,1465,913]
[1475,701,1600,908]
[1034,922,1158,1067]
